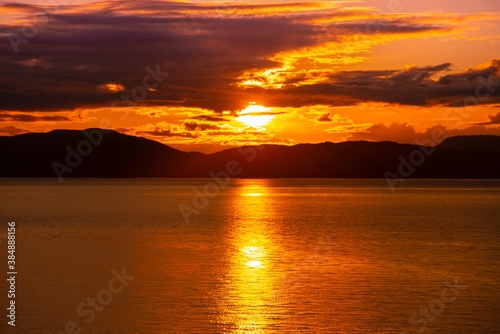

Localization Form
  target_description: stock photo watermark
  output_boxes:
[385,73,500,190]
[178,145,264,223]
[6,222,17,327]
[50,64,169,182]
[49,267,134,334]
[286,235,338,290]
[400,279,468,334]
[7,0,72,54]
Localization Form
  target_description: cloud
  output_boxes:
[190,115,229,122]
[115,127,133,133]
[348,122,500,144]
[475,112,500,125]
[1,0,494,113]
[316,113,332,122]
[0,125,29,136]
[0,112,71,122]
[137,128,197,138]
[437,125,500,138]
[349,122,417,143]
[259,60,500,108]
[183,122,220,131]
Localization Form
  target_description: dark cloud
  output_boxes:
[476,112,500,125]
[349,122,417,143]
[241,111,286,116]
[348,122,500,144]
[183,122,219,131]
[190,115,229,122]
[316,113,332,122]
[115,127,133,133]
[261,60,500,108]
[0,112,71,122]
[332,22,449,34]
[0,1,460,113]
[0,1,321,112]
[137,128,197,138]
[389,63,452,84]
[0,125,28,136]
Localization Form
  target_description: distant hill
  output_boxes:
[0,129,203,178]
[1,129,499,179]
[439,135,500,152]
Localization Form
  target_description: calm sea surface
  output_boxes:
[0,179,499,333]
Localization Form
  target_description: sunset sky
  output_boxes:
[1,0,500,153]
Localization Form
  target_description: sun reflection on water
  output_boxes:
[242,246,265,268]
[219,180,286,333]
[243,192,262,197]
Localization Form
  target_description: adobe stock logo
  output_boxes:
[49,267,135,334]
[50,64,168,182]
[7,0,71,54]
[51,129,107,182]
[178,146,264,223]
[400,279,468,334]
[384,73,500,191]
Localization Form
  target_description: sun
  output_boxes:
[235,102,275,128]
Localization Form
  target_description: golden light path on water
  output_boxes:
[220,181,286,332]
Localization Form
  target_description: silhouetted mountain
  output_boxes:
[1,129,499,179]
[439,135,500,153]
[0,129,204,178]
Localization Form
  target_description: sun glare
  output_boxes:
[244,192,262,197]
[235,102,275,128]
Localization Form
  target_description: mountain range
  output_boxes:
[1,129,500,180]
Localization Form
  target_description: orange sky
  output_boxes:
[1,0,500,153]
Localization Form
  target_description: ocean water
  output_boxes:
[0,178,499,333]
